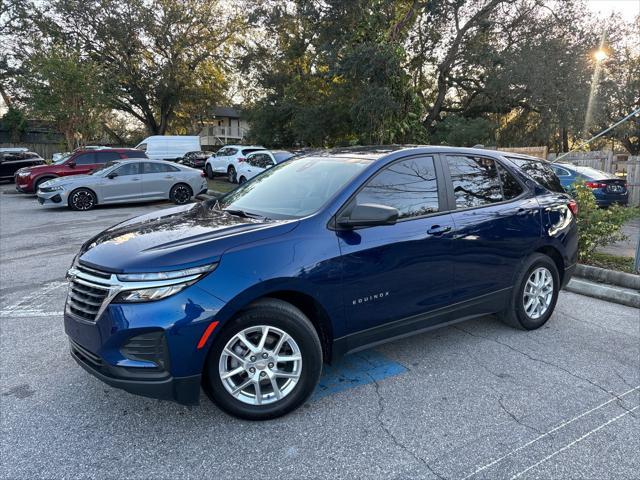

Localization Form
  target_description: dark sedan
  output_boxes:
[178,151,213,169]
[550,163,628,207]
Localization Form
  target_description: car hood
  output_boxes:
[41,175,94,188]
[78,202,298,273]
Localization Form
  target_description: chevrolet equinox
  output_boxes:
[64,146,578,419]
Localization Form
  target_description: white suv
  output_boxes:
[205,145,265,182]
[236,150,295,184]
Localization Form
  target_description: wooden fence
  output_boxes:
[547,150,639,206]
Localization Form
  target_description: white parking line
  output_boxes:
[460,386,640,479]
[510,405,640,479]
[1,281,67,318]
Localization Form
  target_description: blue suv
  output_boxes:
[64,147,578,419]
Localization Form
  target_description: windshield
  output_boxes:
[217,156,371,219]
[92,161,121,175]
[571,166,613,180]
[53,153,73,164]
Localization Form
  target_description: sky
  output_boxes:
[585,0,640,20]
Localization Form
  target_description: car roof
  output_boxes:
[73,147,141,154]
[308,145,532,162]
[221,145,264,149]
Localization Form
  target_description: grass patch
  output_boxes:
[207,178,237,194]
[581,252,637,274]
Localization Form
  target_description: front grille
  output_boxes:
[67,266,114,322]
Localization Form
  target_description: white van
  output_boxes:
[135,136,201,161]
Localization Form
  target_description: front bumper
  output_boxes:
[37,189,67,207]
[15,179,34,193]
[69,338,201,404]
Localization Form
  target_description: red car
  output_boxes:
[14,148,148,193]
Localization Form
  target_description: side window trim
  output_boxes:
[332,154,448,228]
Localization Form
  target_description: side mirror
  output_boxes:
[337,203,399,229]
[67,160,76,168]
[107,172,118,179]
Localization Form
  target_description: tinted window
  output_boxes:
[507,157,564,193]
[355,157,439,219]
[218,157,370,219]
[114,163,140,176]
[96,151,122,163]
[74,153,96,165]
[497,164,523,200]
[143,162,179,174]
[448,155,502,208]
[124,150,148,159]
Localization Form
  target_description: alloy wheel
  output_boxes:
[218,325,302,406]
[72,191,94,210]
[523,267,553,319]
[173,185,191,204]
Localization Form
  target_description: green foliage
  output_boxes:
[431,115,495,146]
[20,45,105,149]
[1,107,27,142]
[572,181,638,261]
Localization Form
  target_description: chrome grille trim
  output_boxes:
[66,265,205,323]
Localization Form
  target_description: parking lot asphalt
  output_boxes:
[1,182,639,480]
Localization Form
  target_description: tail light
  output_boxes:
[585,181,606,189]
[568,200,578,216]
[237,157,246,163]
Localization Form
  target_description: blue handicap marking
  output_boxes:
[311,350,407,401]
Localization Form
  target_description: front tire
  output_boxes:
[238,176,247,184]
[203,299,322,420]
[499,253,560,330]
[170,183,193,205]
[68,188,97,211]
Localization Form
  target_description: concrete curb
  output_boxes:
[565,277,640,308]
[575,264,640,290]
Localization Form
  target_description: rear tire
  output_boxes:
[203,298,323,420]
[227,165,236,183]
[206,164,214,179]
[68,188,97,211]
[498,253,560,330]
[170,183,193,205]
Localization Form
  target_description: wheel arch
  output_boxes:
[535,245,565,284]
[34,174,58,187]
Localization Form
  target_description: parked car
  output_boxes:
[135,136,201,162]
[204,145,265,182]
[178,151,214,169]
[0,150,45,182]
[14,148,148,193]
[236,150,295,184]
[549,163,628,207]
[37,159,208,210]
[64,146,578,419]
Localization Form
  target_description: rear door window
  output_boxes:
[143,162,179,174]
[497,163,524,200]
[447,155,503,208]
[507,157,564,193]
[355,156,439,219]
[96,151,123,164]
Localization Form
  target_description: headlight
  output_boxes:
[18,171,30,177]
[113,263,217,303]
[42,185,65,191]
[114,283,194,302]
[116,264,216,282]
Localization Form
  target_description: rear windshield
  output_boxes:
[570,165,613,180]
[241,148,264,156]
[124,150,148,159]
[506,157,564,193]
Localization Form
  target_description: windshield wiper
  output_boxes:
[223,208,267,220]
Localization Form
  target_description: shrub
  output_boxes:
[572,181,638,261]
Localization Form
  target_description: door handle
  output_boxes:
[516,208,528,216]
[131,178,140,181]
[427,225,451,236]
[164,176,174,179]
